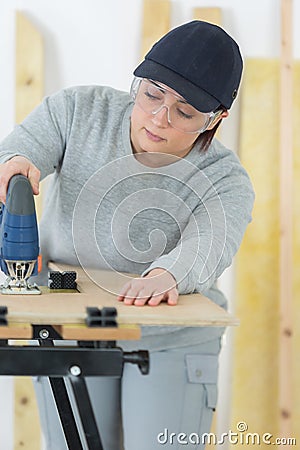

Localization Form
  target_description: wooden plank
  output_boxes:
[0,323,31,339]
[140,0,170,59]
[279,0,293,442]
[292,62,300,447]
[14,376,41,450]
[2,292,239,327]
[232,57,281,443]
[15,12,43,124]
[232,59,300,444]
[15,12,43,450]
[1,265,239,328]
[0,323,140,341]
[192,12,222,447]
[53,324,141,341]
[193,7,222,26]
[15,11,44,222]
[193,7,222,144]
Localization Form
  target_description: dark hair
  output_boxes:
[195,106,227,152]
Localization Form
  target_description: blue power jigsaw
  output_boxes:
[0,174,41,294]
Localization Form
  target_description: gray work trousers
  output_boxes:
[34,338,221,450]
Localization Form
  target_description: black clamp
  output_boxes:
[48,271,77,290]
[0,306,8,326]
[85,307,117,328]
[124,351,150,375]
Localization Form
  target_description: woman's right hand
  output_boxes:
[0,155,40,203]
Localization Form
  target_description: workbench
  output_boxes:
[0,264,238,450]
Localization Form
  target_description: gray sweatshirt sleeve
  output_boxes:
[143,155,255,295]
[0,90,69,179]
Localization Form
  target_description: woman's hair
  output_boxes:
[195,106,227,152]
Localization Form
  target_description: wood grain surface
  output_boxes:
[1,264,239,327]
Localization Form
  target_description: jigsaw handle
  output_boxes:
[6,174,36,215]
[0,174,40,276]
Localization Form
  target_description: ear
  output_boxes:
[206,110,229,130]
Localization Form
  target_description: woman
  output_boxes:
[0,20,254,450]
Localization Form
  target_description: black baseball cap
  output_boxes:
[134,20,243,113]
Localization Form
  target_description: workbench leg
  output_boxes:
[38,334,104,449]
[69,376,104,450]
[49,377,83,450]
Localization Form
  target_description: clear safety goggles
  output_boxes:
[130,77,222,134]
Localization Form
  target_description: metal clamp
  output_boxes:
[124,350,150,375]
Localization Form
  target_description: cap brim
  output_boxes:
[134,59,220,113]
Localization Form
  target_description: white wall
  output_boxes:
[0,1,299,448]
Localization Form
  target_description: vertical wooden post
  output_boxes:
[193,7,222,27]
[15,11,44,221]
[193,11,222,448]
[15,12,43,124]
[193,7,222,143]
[15,11,44,450]
[279,0,293,443]
[140,0,170,59]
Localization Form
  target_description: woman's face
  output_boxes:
[130,81,200,158]
[130,106,199,158]
[130,80,226,158]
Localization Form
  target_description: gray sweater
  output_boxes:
[0,86,254,350]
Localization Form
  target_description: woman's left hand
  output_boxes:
[117,268,178,306]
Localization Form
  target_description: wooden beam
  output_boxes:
[1,265,239,328]
[15,12,43,123]
[193,7,222,26]
[140,0,170,60]
[52,324,141,341]
[279,0,293,443]
[15,11,43,450]
[15,11,44,222]
[0,324,32,339]
[15,11,44,221]
[192,12,223,448]
[193,7,222,143]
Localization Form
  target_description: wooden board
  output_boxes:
[15,12,43,124]
[15,12,44,450]
[14,376,41,450]
[193,7,222,26]
[52,324,140,341]
[15,11,44,223]
[0,323,32,339]
[279,0,293,440]
[1,264,239,328]
[192,11,222,448]
[140,0,170,59]
[0,322,140,341]
[232,59,300,445]
[193,7,222,150]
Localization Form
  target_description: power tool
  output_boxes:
[0,174,41,294]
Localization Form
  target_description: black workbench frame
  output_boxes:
[0,323,149,450]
